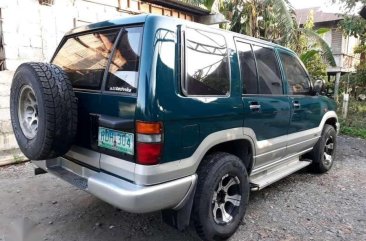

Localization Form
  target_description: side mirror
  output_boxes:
[313,79,327,96]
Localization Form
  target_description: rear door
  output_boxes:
[52,26,143,170]
[235,40,291,168]
[99,27,143,174]
[277,50,323,155]
[52,28,122,168]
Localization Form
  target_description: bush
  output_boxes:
[338,98,366,139]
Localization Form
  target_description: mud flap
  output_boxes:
[161,183,197,231]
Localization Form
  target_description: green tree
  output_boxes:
[181,0,220,11]
[334,0,366,93]
[219,0,297,44]
[295,11,329,79]
[333,0,366,10]
[182,0,336,70]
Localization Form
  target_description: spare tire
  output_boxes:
[10,62,77,160]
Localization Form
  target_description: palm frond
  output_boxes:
[316,28,330,35]
[300,28,337,67]
[264,0,297,44]
[179,0,203,6]
[179,0,220,11]
[300,50,319,64]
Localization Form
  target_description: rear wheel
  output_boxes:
[193,152,249,241]
[308,124,337,173]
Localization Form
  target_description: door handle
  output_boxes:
[249,101,261,111]
[293,101,301,108]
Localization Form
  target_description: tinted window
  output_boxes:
[53,29,120,90]
[279,52,311,95]
[184,28,229,96]
[236,42,258,94]
[106,27,142,94]
[253,46,283,95]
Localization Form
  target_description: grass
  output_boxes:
[338,98,366,139]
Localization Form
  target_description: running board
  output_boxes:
[250,158,311,191]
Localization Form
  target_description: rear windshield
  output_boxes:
[52,27,143,93]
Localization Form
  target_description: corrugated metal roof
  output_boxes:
[295,7,343,25]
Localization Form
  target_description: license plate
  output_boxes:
[98,127,134,155]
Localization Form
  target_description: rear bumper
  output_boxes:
[32,157,197,213]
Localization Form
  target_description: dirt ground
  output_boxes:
[0,135,365,241]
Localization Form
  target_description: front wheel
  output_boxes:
[193,152,249,241]
[308,124,337,173]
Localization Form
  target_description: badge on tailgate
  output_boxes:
[98,127,134,155]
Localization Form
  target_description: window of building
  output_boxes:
[253,46,283,95]
[183,28,230,96]
[236,41,258,94]
[279,52,311,95]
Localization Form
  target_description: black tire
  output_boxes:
[193,152,250,241]
[308,124,337,173]
[10,62,77,160]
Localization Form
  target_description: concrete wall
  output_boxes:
[0,70,26,165]
[0,0,130,70]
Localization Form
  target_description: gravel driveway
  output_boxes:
[0,135,365,241]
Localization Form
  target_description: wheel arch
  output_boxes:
[200,138,255,175]
[325,117,338,132]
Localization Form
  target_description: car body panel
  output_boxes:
[49,14,338,190]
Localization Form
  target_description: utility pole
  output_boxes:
[342,73,350,119]
[334,72,341,102]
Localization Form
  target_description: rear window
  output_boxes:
[52,27,142,93]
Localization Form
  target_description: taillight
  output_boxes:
[136,121,163,165]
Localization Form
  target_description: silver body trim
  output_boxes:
[61,111,338,186]
[66,146,101,168]
[100,154,135,181]
[134,111,338,185]
[33,158,197,213]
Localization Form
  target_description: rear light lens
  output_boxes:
[136,121,163,165]
[136,143,162,165]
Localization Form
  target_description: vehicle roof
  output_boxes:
[66,14,149,35]
[65,14,294,54]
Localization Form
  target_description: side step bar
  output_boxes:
[250,158,312,191]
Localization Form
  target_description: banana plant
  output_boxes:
[181,0,336,67]
[181,0,221,11]
[300,28,337,67]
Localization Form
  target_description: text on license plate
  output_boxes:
[98,127,134,155]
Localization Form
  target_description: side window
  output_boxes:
[105,27,143,94]
[279,52,311,95]
[53,29,120,90]
[183,28,230,96]
[236,41,258,94]
[253,46,283,95]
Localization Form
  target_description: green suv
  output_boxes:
[10,14,339,240]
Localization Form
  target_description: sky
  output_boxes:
[288,0,360,13]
